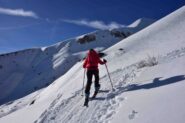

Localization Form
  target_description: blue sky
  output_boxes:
[0,0,184,54]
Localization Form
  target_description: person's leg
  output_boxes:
[94,70,100,92]
[85,70,93,98]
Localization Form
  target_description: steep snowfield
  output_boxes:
[1,6,185,123]
[112,55,185,123]
[0,18,153,105]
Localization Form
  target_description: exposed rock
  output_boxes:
[77,34,96,44]
[111,30,127,38]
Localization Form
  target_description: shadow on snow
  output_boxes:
[127,75,185,91]
[94,75,185,101]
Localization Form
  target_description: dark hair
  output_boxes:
[90,49,94,51]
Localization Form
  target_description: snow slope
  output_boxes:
[0,18,154,105]
[1,5,185,123]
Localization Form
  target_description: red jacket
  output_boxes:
[83,50,105,70]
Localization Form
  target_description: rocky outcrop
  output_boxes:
[110,30,130,38]
[77,34,96,44]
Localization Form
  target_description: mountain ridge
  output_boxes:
[0,18,155,105]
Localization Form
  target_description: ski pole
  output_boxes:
[105,63,114,91]
[81,68,86,96]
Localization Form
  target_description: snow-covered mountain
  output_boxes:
[1,5,185,123]
[0,18,154,105]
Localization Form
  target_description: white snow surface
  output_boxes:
[1,6,185,123]
[0,17,153,105]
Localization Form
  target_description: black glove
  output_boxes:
[103,59,107,63]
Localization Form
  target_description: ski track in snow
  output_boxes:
[158,47,185,63]
[1,6,185,123]
[35,47,185,123]
[35,64,142,123]
[1,47,185,122]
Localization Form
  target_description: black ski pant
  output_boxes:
[85,69,100,97]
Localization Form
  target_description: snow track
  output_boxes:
[1,6,185,123]
[35,64,142,123]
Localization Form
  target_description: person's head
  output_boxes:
[88,49,95,53]
[88,48,97,56]
[89,49,94,52]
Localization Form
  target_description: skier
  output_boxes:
[83,49,107,106]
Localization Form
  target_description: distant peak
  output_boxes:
[128,18,156,28]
